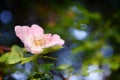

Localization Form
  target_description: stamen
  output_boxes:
[33,37,45,46]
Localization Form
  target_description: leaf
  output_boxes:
[56,64,71,70]
[109,61,119,70]
[6,45,23,64]
[90,69,103,73]
[11,45,23,57]
[0,45,23,64]
[42,56,56,60]
[82,71,89,76]
[42,45,63,54]
[7,53,21,64]
[0,52,10,63]
[0,52,22,64]
[21,54,38,64]
[38,63,54,72]
[81,65,89,76]
[21,58,32,64]
[72,46,84,54]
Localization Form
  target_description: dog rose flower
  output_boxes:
[15,24,65,54]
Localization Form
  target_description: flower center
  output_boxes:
[33,37,45,46]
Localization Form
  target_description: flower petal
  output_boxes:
[31,24,44,37]
[29,46,43,54]
[44,34,52,43]
[43,34,64,48]
[15,25,31,41]
[51,34,65,46]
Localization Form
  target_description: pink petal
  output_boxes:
[15,25,31,41]
[57,39,65,45]
[43,34,65,48]
[31,24,44,37]
[51,34,65,46]
[15,25,34,51]
[44,34,52,44]
[29,46,43,54]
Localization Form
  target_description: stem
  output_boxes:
[42,56,57,60]
[33,59,39,72]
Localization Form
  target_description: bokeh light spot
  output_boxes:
[0,10,12,24]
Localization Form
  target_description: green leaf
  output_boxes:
[56,64,71,70]
[42,56,56,60]
[90,69,103,73]
[0,45,23,64]
[72,46,84,54]
[0,52,10,63]
[11,45,23,57]
[81,65,89,76]
[38,63,54,72]
[6,45,23,64]
[21,54,38,64]
[109,61,119,70]
[82,71,89,76]
[7,53,21,64]
[0,52,22,64]
[42,45,63,54]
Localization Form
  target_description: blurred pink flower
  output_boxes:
[15,24,65,54]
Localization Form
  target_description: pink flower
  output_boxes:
[15,24,65,54]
